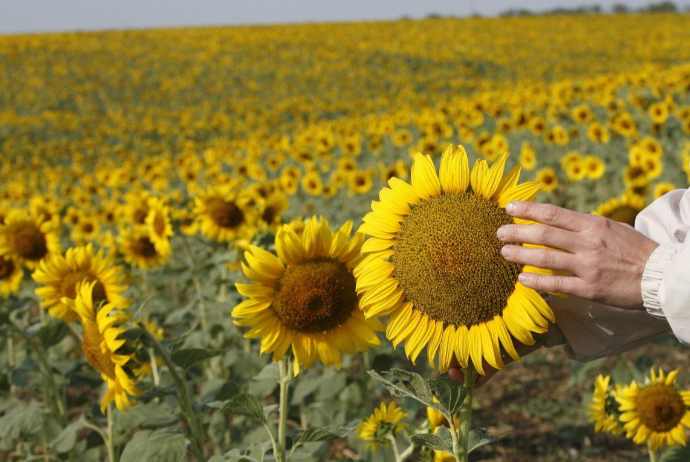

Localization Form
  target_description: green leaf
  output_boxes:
[37,320,70,348]
[171,348,221,370]
[410,427,453,453]
[119,429,188,462]
[427,376,466,416]
[214,381,241,401]
[661,445,690,462]
[252,363,280,381]
[50,415,86,453]
[467,428,509,454]
[115,402,179,431]
[368,369,433,406]
[294,423,357,443]
[0,401,45,440]
[212,393,266,422]
[120,327,144,340]
[368,368,465,421]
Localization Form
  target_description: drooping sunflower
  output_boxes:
[65,281,141,413]
[617,368,690,451]
[589,375,624,435]
[32,243,130,323]
[0,256,23,297]
[144,197,173,257]
[194,186,256,243]
[356,402,407,453]
[0,210,61,269]
[232,216,384,375]
[592,192,646,227]
[132,320,164,378]
[356,145,556,375]
[118,228,168,270]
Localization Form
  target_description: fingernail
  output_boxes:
[506,202,516,214]
[501,245,511,256]
[518,272,533,284]
[497,226,506,239]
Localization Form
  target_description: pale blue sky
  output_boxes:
[0,0,680,34]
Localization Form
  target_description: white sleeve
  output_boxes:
[637,188,690,345]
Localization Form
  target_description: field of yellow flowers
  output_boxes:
[2,11,690,462]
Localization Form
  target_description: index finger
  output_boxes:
[506,201,587,232]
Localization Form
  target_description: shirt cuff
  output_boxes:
[641,243,683,318]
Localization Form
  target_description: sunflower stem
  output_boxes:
[360,351,372,414]
[648,443,658,462]
[7,315,67,426]
[148,347,160,387]
[456,365,478,462]
[181,236,208,332]
[277,357,292,462]
[387,434,401,461]
[106,403,116,462]
[139,322,205,462]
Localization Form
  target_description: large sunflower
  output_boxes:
[0,256,23,297]
[65,281,141,412]
[356,145,556,375]
[194,186,256,243]
[33,243,130,323]
[617,367,690,451]
[0,210,61,269]
[232,216,384,375]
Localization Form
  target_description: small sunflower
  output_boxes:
[428,403,459,461]
[0,210,61,269]
[65,281,141,413]
[584,155,606,180]
[592,192,646,227]
[617,368,690,451]
[33,243,130,323]
[194,187,256,243]
[356,402,407,453]
[144,197,173,256]
[654,182,677,200]
[118,228,168,270]
[356,145,556,375]
[589,375,624,435]
[536,167,558,192]
[232,216,384,375]
[258,192,289,229]
[0,256,23,297]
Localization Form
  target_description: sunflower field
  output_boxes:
[2,11,690,462]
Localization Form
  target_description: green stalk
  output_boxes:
[456,365,478,462]
[277,357,292,462]
[139,323,205,461]
[106,403,116,462]
[7,317,67,425]
[648,442,658,462]
[181,237,208,332]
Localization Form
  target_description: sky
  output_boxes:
[0,0,680,34]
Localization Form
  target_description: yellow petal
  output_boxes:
[411,154,441,200]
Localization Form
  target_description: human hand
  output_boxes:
[497,201,659,310]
